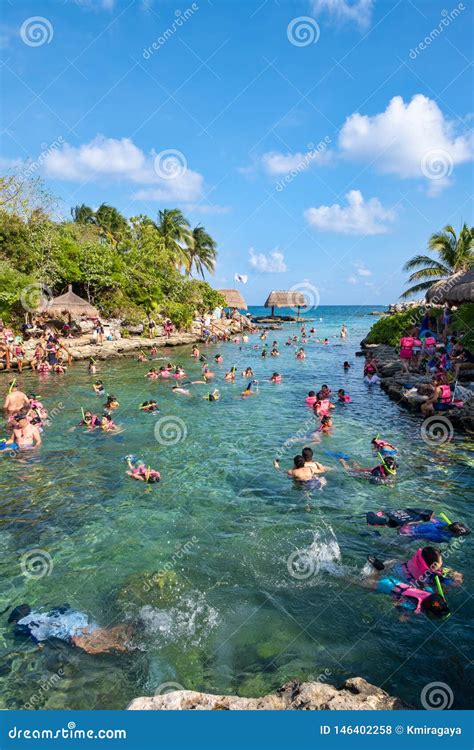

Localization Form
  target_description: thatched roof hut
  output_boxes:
[426,269,474,305]
[40,285,99,319]
[218,289,247,309]
[264,290,308,317]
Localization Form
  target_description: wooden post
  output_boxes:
[271,305,275,317]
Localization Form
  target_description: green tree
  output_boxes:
[154,208,190,269]
[401,223,474,299]
[71,203,96,224]
[186,225,217,278]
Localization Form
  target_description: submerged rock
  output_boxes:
[127,677,403,710]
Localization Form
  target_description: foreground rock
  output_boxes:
[127,677,403,711]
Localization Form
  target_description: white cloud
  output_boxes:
[44,135,204,202]
[311,0,374,30]
[355,263,372,276]
[339,94,473,192]
[305,189,395,235]
[249,248,287,273]
[262,145,332,176]
[347,276,358,284]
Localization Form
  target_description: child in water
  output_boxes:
[126,456,160,483]
[240,382,256,398]
[366,507,470,543]
[140,400,159,413]
[337,389,351,403]
[88,358,97,374]
[242,367,253,378]
[93,381,105,395]
[270,372,282,383]
[339,455,397,483]
[369,546,463,589]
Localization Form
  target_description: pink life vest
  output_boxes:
[391,582,433,613]
[400,336,414,349]
[339,394,351,403]
[405,548,430,582]
[424,336,437,347]
[305,396,317,406]
[438,384,451,403]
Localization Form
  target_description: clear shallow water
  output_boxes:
[1,305,473,710]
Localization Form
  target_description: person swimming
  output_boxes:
[146,368,159,379]
[8,604,132,654]
[302,446,332,476]
[104,395,119,413]
[337,389,351,403]
[378,546,464,589]
[305,391,317,406]
[93,381,105,395]
[318,415,333,434]
[371,436,397,456]
[242,367,254,378]
[204,389,220,401]
[240,382,255,398]
[79,410,99,428]
[270,372,282,383]
[172,385,191,396]
[126,456,160,483]
[366,508,470,543]
[88,358,97,374]
[286,454,325,489]
[139,400,159,413]
[343,361,350,370]
[339,455,398,483]
[355,569,450,620]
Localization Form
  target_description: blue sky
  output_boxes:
[1,0,473,304]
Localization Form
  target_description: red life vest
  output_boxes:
[438,384,451,403]
[391,582,433,613]
[424,336,436,347]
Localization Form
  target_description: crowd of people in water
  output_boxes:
[1,317,470,653]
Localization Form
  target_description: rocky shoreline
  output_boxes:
[127,677,403,711]
[359,343,474,432]
[1,317,253,374]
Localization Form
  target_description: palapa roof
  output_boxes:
[426,269,474,304]
[40,285,99,317]
[264,290,308,308]
[218,289,247,309]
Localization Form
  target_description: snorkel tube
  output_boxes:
[434,575,451,621]
[377,452,397,476]
[439,512,452,525]
[8,378,16,394]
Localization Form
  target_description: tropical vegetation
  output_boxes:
[0,173,223,328]
[401,223,474,299]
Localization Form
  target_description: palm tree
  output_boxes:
[401,223,474,299]
[186,225,217,278]
[71,204,96,224]
[154,208,190,269]
[94,203,129,246]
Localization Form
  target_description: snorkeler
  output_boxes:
[3,380,29,417]
[204,389,220,402]
[9,411,42,448]
[366,508,470,544]
[139,400,159,413]
[100,414,119,432]
[354,568,450,620]
[146,368,159,379]
[88,358,97,374]
[93,381,105,395]
[337,389,351,403]
[104,395,119,414]
[240,382,256,398]
[172,385,191,396]
[339,455,398,483]
[366,547,463,589]
[79,410,99,428]
[8,604,132,654]
[126,456,160,483]
[371,436,397,456]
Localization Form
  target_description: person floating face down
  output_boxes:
[8,604,133,655]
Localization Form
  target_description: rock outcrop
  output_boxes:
[127,677,403,711]
[360,343,474,432]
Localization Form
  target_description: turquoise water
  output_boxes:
[1,305,473,710]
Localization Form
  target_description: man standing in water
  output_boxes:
[3,381,29,417]
[340,324,347,339]
[12,411,41,448]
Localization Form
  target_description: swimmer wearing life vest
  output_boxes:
[337,389,351,403]
[339,455,398,483]
[240,382,256,398]
[295,348,305,360]
[356,567,450,620]
[270,372,282,383]
[366,508,470,544]
[126,456,160,483]
[79,410,100,428]
[146,368,159,379]
[305,391,317,406]
[318,415,333,435]
[378,547,464,589]
[139,400,159,413]
[371,436,397,456]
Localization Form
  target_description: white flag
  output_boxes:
[234,273,248,284]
